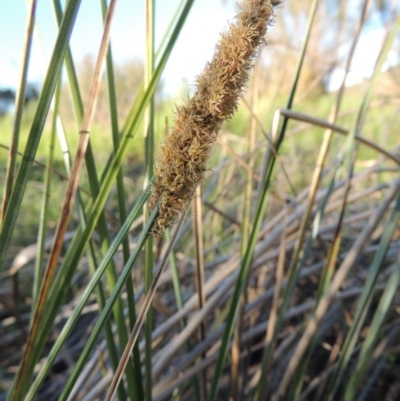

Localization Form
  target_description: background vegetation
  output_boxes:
[1,0,400,400]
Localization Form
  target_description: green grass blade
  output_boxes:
[51,3,143,399]
[343,198,400,400]
[325,190,400,400]
[51,0,83,119]
[0,0,82,272]
[28,3,132,400]
[167,228,202,401]
[100,0,144,397]
[0,0,37,225]
[23,187,151,401]
[248,2,320,399]
[36,16,126,394]
[3,3,83,400]
[323,15,400,401]
[33,77,60,309]
[24,2,195,392]
[57,208,157,401]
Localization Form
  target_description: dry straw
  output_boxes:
[149,0,281,236]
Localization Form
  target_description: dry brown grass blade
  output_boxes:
[192,186,208,400]
[150,282,387,401]
[275,176,400,399]
[272,0,372,308]
[8,2,119,399]
[280,108,400,166]
[250,209,288,396]
[203,200,241,227]
[104,212,185,401]
[145,168,388,349]
[142,167,394,383]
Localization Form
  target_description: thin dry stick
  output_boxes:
[104,212,186,401]
[9,2,118,399]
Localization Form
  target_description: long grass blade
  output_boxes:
[21,3,196,399]
[3,3,83,400]
[321,12,400,401]
[0,0,82,272]
[0,0,37,226]
[104,208,186,401]
[7,4,119,401]
[192,186,207,400]
[275,176,400,400]
[144,1,155,399]
[32,77,60,309]
[31,0,195,371]
[244,2,320,400]
[166,228,202,400]
[99,0,144,398]
[22,185,151,401]
[57,207,156,401]
[343,194,400,400]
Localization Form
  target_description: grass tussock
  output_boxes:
[1,1,400,401]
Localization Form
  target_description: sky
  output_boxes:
[0,0,236,95]
[0,1,398,95]
[329,27,399,91]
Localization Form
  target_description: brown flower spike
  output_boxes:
[149,0,281,236]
